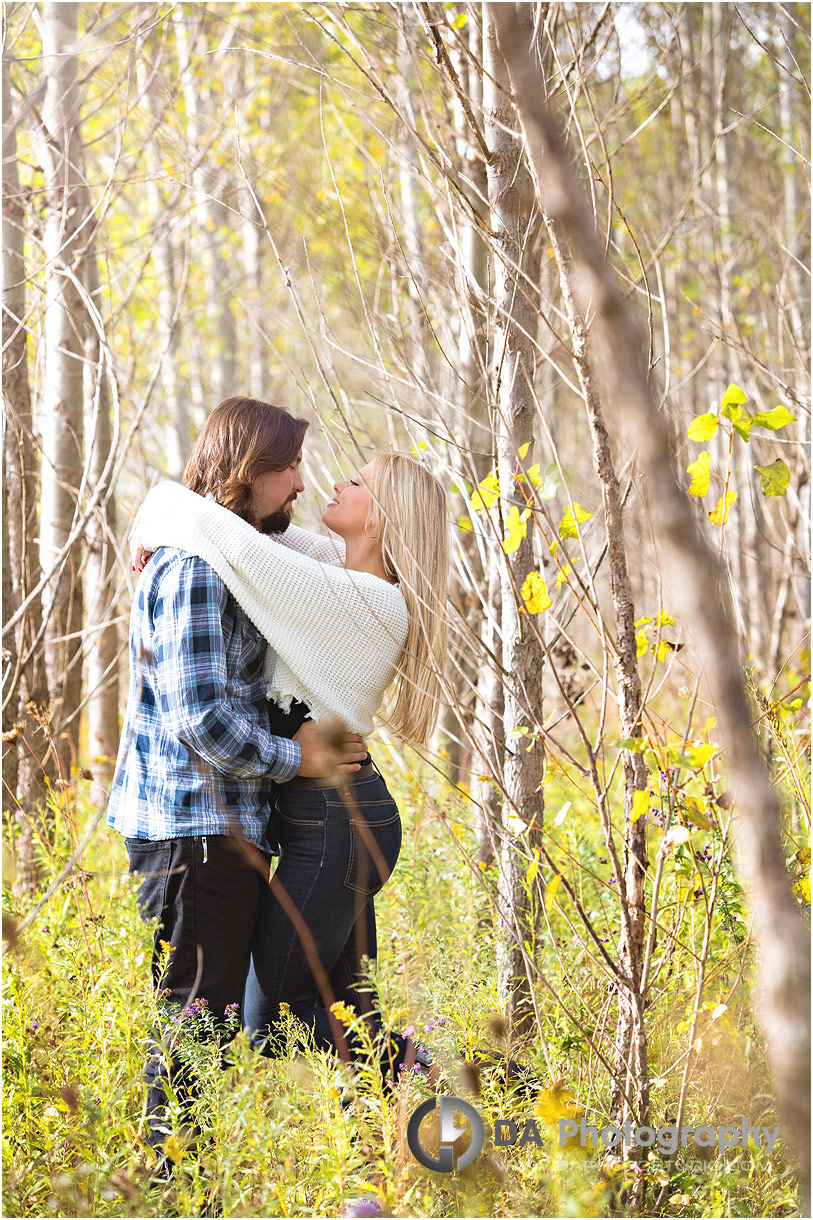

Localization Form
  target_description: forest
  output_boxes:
[2,2,810,1218]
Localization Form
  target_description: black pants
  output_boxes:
[126,834,268,1154]
[242,769,414,1079]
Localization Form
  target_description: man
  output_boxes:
[107,396,367,1165]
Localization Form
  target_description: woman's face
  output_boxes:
[322,461,375,536]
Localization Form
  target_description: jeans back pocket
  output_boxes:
[342,799,402,896]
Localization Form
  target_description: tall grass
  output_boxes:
[3,717,806,1217]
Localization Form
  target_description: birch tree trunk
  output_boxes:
[139,53,190,479]
[543,219,650,1139]
[484,2,545,1035]
[38,1,87,780]
[173,10,237,405]
[2,53,54,859]
[493,7,811,1204]
[82,244,119,787]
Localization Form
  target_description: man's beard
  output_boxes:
[258,504,294,534]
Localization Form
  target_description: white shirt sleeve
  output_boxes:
[134,482,408,725]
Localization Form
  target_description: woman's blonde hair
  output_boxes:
[366,453,449,747]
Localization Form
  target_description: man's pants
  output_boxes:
[126,834,268,1156]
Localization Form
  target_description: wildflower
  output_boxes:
[404,1024,415,1038]
[411,1063,422,1073]
[330,1000,357,1026]
[435,1017,448,1027]
[398,1062,406,1072]
[28,1020,40,1033]
[225,1002,240,1015]
[344,1199,382,1217]
[386,1079,397,1090]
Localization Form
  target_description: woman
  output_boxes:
[131,452,448,1084]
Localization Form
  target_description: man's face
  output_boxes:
[248,452,304,533]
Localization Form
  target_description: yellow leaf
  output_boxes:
[457,515,473,532]
[526,850,540,886]
[720,383,748,410]
[521,570,552,614]
[502,505,528,553]
[686,450,711,496]
[709,490,737,526]
[545,873,562,912]
[792,875,811,903]
[631,790,649,823]
[687,412,718,441]
[636,633,649,658]
[559,502,595,539]
[687,742,716,768]
[470,471,500,513]
[518,442,530,459]
[653,640,669,663]
[654,610,675,628]
[555,562,573,589]
[711,1003,727,1020]
[751,404,794,431]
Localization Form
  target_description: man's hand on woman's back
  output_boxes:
[293,719,367,778]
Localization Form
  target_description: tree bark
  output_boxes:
[484,2,545,1037]
[37,1,87,781]
[82,243,119,789]
[492,6,811,1205]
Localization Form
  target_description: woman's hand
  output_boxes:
[132,543,152,573]
[129,508,153,572]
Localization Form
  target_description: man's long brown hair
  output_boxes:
[183,397,309,522]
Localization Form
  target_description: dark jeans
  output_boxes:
[126,834,267,1153]
[242,769,409,1079]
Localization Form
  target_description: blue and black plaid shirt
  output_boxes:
[107,547,301,849]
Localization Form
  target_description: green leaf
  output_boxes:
[719,402,754,441]
[686,450,711,496]
[508,726,530,739]
[720,382,748,410]
[559,502,595,539]
[709,490,737,526]
[537,463,567,501]
[614,737,647,753]
[751,405,795,431]
[687,413,718,441]
[754,459,790,497]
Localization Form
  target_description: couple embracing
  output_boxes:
[107,395,449,1164]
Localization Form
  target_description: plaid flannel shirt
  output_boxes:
[107,547,301,849]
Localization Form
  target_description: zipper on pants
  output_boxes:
[201,835,208,864]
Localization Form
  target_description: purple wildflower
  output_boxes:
[225,1002,240,1015]
[398,1062,406,1072]
[344,1199,382,1218]
[404,1024,415,1038]
[424,1020,435,1032]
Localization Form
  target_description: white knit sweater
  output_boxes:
[133,481,408,734]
